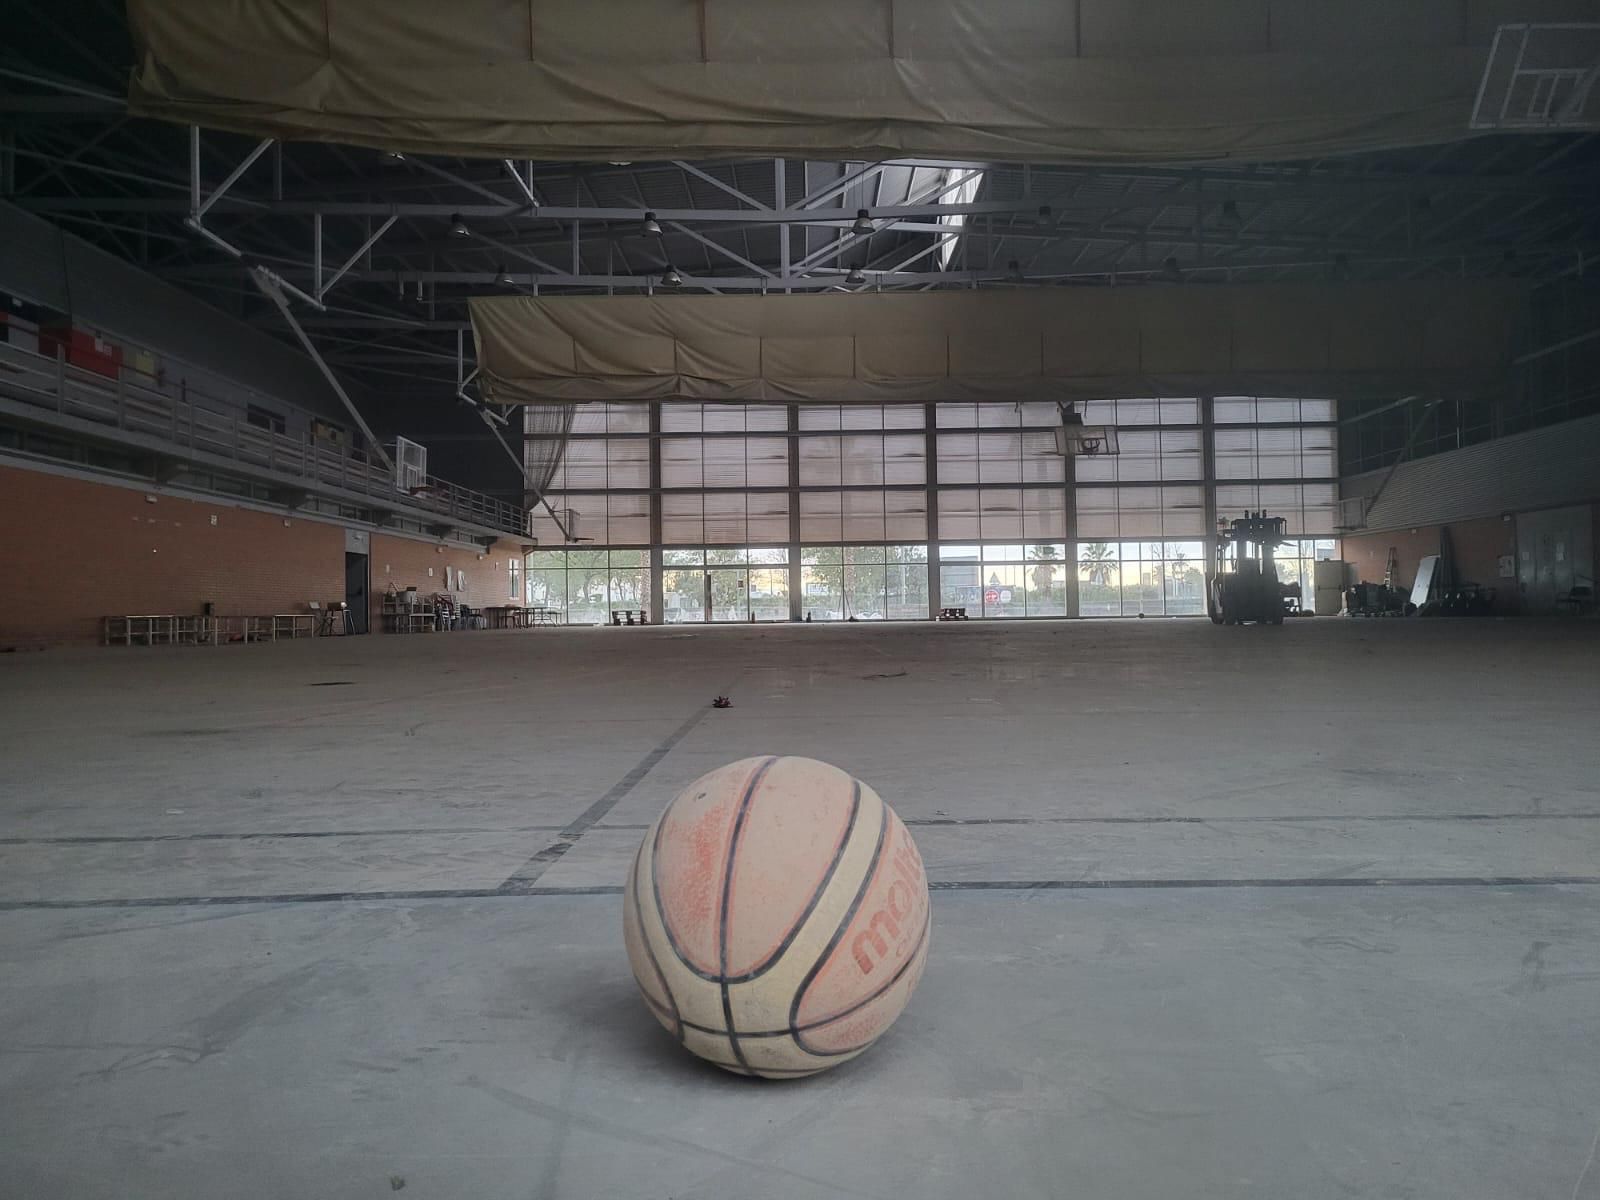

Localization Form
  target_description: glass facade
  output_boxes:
[800,545,929,621]
[525,398,1338,623]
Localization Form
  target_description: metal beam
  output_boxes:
[671,160,770,211]
[196,138,274,218]
[250,266,393,472]
[318,214,398,300]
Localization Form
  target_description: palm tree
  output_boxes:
[1078,542,1116,586]
[1028,543,1061,594]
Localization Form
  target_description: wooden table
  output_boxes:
[484,606,532,629]
[273,614,318,640]
[529,607,561,626]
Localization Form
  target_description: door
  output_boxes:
[345,552,370,633]
[1516,506,1593,613]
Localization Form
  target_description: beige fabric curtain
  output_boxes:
[469,283,1528,406]
[127,1,1599,163]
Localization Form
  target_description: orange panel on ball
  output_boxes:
[724,759,861,980]
[650,756,766,977]
[793,813,929,1035]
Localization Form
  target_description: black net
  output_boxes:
[521,402,576,503]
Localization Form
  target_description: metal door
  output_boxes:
[1516,506,1593,613]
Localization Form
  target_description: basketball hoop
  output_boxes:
[1054,421,1119,457]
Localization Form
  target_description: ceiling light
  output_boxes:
[1220,198,1241,227]
[1036,205,1053,228]
[1160,255,1182,282]
[495,264,513,287]
[384,151,406,163]
[641,211,663,237]
[852,209,874,236]
[448,213,469,237]
[662,265,684,287]
[845,265,867,285]
[1007,259,1024,283]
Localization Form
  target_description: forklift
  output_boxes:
[1207,512,1301,625]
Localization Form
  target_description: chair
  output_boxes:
[1557,586,1593,616]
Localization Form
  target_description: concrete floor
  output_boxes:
[2,618,1599,1199]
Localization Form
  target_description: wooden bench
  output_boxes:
[938,606,970,621]
[609,609,647,626]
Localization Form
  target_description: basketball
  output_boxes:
[623,756,931,1079]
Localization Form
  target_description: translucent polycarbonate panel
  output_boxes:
[661,437,703,488]
[885,490,929,540]
[799,490,844,542]
[841,435,888,486]
[1021,487,1067,540]
[977,488,1023,541]
[606,438,649,488]
[883,435,927,485]
[936,489,980,540]
[798,436,842,486]
[842,490,887,542]
[936,433,979,484]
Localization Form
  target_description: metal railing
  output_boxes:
[0,340,526,536]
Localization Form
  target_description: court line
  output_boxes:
[0,826,569,846]
[8,812,1596,847]
[4,876,1599,911]
[497,704,712,894]
[600,812,1600,830]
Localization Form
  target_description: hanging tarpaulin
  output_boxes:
[467,282,1529,406]
[126,1,1600,164]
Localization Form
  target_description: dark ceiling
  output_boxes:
[4,2,1600,489]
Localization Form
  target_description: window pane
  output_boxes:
[845,563,889,618]
[886,558,929,619]
[1076,541,1121,616]
[708,568,748,621]
[981,562,1026,618]
[1024,546,1068,616]
[801,549,844,620]
[566,558,609,625]
[663,569,706,622]
[749,567,789,621]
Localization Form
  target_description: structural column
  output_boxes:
[787,403,803,621]
[924,402,941,619]
[648,400,665,623]
[1200,395,1218,567]
[1063,441,1081,618]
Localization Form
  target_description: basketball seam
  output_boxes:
[718,755,780,1074]
[792,907,931,1058]
[630,841,684,1044]
[786,796,890,1052]
[722,778,863,985]
[650,759,774,984]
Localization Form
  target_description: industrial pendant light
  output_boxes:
[845,265,867,285]
[448,213,470,237]
[662,265,684,287]
[641,211,663,237]
[852,209,874,235]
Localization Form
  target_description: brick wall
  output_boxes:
[1342,515,1517,612]
[370,533,523,627]
[0,465,344,647]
